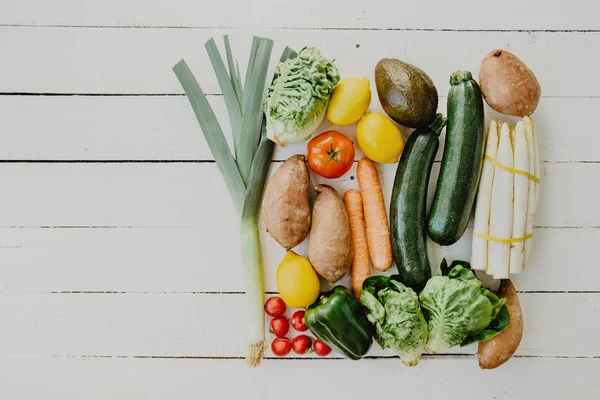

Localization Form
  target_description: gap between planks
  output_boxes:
[38,354,600,360]
[0,160,594,164]
[2,225,599,229]
[1,24,600,33]
[1,92,600,99]
[6,290,597,294]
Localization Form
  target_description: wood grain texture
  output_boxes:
[0,95,592,161]
[0,1,598,396]
[0,357,597,400]
[0,292,596,357]
[0,226,594,293]
[0,162,591,228]
[0,0,596,30]
[0,28,597,96]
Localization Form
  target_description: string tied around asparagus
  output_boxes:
[484,155,540,183]
[473,231,533,244]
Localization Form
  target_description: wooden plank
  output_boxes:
[0,162,591,228]
[0,0,596,31]
[0,357,597,400]
[0,292,596,357]
[0,226,594,293]
[0,28,596,96]
[0,95,592,162]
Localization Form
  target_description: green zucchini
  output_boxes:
[428,71,485,246]
[390,114,446,292]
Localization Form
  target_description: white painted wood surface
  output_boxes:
[0,1,599,398]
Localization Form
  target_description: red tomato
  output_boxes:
[271,337,292,357]
[264,297,286,317]
[292,335,312,355]
[313,339,332,357]
[291,310,308,332]
[307,130,355,179]
[270,317,290,338]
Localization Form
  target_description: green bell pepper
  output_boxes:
[305,286,374,360]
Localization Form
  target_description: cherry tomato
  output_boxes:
[307,130,355,179]
[291,310,308,332]
[264,296,286,317]
[292,335,312,355]
[313,339,332,357]
[271,337,292,357]
[270,316,290,338]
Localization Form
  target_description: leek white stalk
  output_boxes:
[523,116,540,268]
[242,124,274,367]
[242,48,297,367]
[509,121,529,273]
[488,122,514,279]
[471,120,499,271]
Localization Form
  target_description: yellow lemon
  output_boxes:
[276,251,320,308]
[326,77,371,126]
[356,112,404,163]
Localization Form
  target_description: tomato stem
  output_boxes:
[320,137,352,165]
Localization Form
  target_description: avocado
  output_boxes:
[375,58,438,129]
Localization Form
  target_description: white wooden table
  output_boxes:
[0,1,598,398]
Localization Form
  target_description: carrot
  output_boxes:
[356,158,393,271]
[343,189,371,297]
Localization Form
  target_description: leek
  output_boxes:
[172,60,245,213]
[223,35,243,108]
[243,47,297,367]
[205,37,243,159]
[238,38,274,184]
[241,123,273,367]
[173,38,297,367]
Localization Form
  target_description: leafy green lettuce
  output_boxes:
[265,47,340,146]
[419,260,510,354]
[360,275,428,366]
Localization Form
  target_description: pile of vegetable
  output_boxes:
[175,37,541,370]
[264,296,332,357]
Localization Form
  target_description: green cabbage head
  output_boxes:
[265,47,340,146]
[360,275,428,366]
[419,260,510,354]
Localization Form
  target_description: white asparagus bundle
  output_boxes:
[523,116,540,268]
[471,120,499,271]
[488,122,514,279]
[509,121,530,274]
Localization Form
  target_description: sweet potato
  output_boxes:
[308,185,353,282]
[262,155,311,250]
[479,50,541,117]
[477,279,523,369]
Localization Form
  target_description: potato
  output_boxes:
[308,185,352,282]
[477,279,523,369]
[479,50,541,117]
[262,155,311,251]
